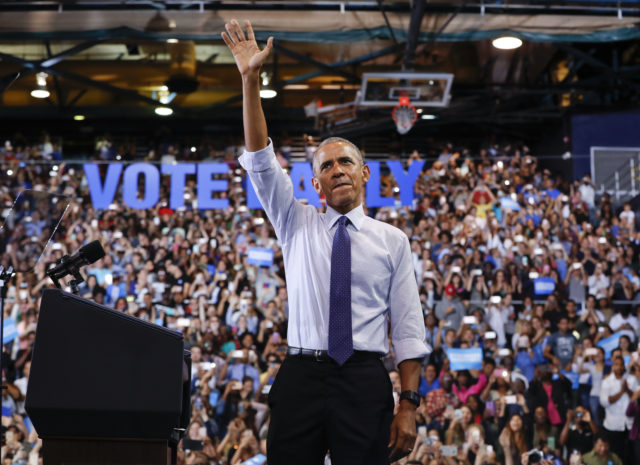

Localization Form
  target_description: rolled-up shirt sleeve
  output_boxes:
[389,234,431,364]
[238,138,304,244]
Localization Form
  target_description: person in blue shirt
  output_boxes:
[418,363,440,398]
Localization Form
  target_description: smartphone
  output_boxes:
[261,384,272,395]
[182,439,204,451]
[232,381,243,390]
[440,445,458,457]
[585,348,598,357]
[547,436,556,449]
[200,362,214,371]
[463,316,477,325]
[493,368,509,379]
[418,426,427,436]
[230,350,245,359]
[505,395,517,404]
[498,348,511,357]
[454,409,462,419]
[490,295,502,304]
[485,331,497,339]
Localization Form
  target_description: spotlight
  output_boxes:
[421,114,437,120]
[492,36,523,50]
[30,72,50,99]
[155,106,173,116]
[259,89,277,99]
[73,115,85,121]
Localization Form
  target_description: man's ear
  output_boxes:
[362,164,371,183]
[312,176,322,194]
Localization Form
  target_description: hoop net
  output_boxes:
[391,95,417,135]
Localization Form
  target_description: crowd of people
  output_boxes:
[1,134,640,465]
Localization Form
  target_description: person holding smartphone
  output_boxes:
[222,19,429,464]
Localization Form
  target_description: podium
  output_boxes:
[25,289,191,465]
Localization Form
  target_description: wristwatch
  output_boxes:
[399,390,421,407]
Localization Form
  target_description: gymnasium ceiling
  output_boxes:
[0,1,639,140]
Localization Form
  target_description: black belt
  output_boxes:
[287,347,383,363]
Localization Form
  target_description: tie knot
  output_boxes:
[338,216,349,227]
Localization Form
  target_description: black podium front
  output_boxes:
[25,289,191,465]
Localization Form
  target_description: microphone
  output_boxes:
[47,240,106,290]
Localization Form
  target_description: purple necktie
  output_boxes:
[328,216,353,366]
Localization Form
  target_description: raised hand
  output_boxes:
[221,19,273,77]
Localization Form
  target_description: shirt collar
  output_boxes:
[326,204,364,231]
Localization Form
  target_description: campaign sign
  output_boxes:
[247,247,274,267]
[446,348,483,371]
[533,277,556,295]
[2,317,18,345]
[242,454,266,465]
[597,332,622,360]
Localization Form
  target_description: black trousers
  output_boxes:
[267,354,394,465]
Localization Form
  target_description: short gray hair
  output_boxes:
[312,137,365,176]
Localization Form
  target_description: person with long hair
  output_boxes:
[498,413,528,465]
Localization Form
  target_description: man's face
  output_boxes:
[312,141,370,214]
[595,439,609,457]
[557,318,568,333]
[441,374,453,391]
[612,357,625,376]
[425,365,436,383]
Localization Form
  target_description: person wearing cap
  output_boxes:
[222,19,429,464]
[435,284,464,330]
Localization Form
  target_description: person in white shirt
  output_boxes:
[222,19,429,464]
[599,356,633,463]
[608,305,639,342]
[587,263,610,300]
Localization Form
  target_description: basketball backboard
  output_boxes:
[359,72,453,107]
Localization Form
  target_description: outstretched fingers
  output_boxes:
[244,20,255,42]
[221,31,234,49]
[230,19,246,43]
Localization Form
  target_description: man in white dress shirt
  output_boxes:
[599,356,633,464]
[222,19,430,465]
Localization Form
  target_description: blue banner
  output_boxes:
[446,348,483,371]
[247,247,274,267]
[242,454,266,465]
[533,277,556,295]
[597,332,623,360]
[2,317,18,345]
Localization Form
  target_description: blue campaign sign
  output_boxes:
[247,247,274,267]
[2,317,18,345]
[597,332,622,360]
[242,454,266,465]
[533,277,556,295]
[445,348,483,371]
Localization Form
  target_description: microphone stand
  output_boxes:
[47,256,84,295]
[0,265,13,393]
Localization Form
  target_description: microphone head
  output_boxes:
[80,240,106,264]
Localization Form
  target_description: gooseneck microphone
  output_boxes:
[47,240,106,293]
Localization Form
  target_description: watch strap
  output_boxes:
[399,390,421,407]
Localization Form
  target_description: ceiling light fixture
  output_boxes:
[30,72,50,99]
[166,38,179,44]
[154,106,173,116]
[492,36,523,50]
[421,114,437,120]
[259,89,277,99]
[73,115,85,121]
[260,71,277,99]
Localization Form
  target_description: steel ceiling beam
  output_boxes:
[403,0,426,70]
[272,43,360,83]
[0,51,161,106]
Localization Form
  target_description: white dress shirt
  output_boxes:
[599,373,633,431]
[239,140,429,364]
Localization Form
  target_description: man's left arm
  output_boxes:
[387,234,430,459]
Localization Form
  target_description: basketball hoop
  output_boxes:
[392,95,418,135]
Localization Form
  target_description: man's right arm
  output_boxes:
[221,20,272,152]
[223,21,302,240]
